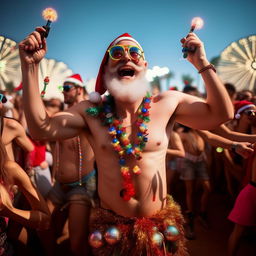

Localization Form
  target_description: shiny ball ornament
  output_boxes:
[104,226,121,245]
[164,225,180,241]
[89,230,103,248]
[151,232,164,247]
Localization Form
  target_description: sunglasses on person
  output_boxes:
[108,45,144,61]
[62,84,77,92]
[0,94,7,103]
[244,109,256,116]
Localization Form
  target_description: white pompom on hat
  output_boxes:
[89,91,102,104]
[64,74,84,87]
[234,100,255,119]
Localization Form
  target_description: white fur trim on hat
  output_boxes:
[64,77,84,87]
[235,104,255,119]
[112,36,143,51]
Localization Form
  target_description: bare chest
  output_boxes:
[88,117,170,156]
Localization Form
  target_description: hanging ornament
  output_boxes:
[164,225,180,241]
[89,230,103,248]
[104,226,121,245]
[151,231,164,247]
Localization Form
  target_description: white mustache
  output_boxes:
[107,61,144,74]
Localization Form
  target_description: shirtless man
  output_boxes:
[178,124,254,240]
[19,28,233,255]
[47,74,95,256]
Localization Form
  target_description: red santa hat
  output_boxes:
[64,74,84,87]
[14,82,23,91]
[94,33,143,96]
[234,100,255,119]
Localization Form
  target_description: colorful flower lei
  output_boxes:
[86,92,152,201]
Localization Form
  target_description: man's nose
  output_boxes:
[122,50,131,61]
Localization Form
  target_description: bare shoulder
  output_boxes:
[4,160,20,173]
[153,90,187,105]
[4,118,21,131]
[3,160,18,181]
[151,91,182,116]
[4,160,27,184]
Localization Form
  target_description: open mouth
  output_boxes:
[118,67,135,77]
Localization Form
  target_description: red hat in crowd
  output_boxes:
[234,100,255,119]
[64,74,84,87]
[95,33,144,96]
[14,82,23,91]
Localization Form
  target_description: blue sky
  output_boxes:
[1,0,255,91]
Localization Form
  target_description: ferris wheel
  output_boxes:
[38,58,73,99]
[216,35,256,93]
[0,36,21,90]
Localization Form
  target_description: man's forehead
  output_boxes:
[63,82,76,86]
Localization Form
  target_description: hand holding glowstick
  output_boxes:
[183,17,204,58]
[42,8,58,38]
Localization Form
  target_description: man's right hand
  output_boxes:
[19,27,47,66]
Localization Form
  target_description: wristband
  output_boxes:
[198,64,216,74]
[231,143,238,153]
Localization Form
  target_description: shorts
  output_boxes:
[228,182,256,226]
[48,169,97,209]
[167,159,178,171]
[179,158,209,181]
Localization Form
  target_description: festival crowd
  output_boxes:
[0,26,255,256]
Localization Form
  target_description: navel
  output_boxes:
[101,144,107,150]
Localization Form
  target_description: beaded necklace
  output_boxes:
[86,92,152,201]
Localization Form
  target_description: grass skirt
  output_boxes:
[90,195,188,256]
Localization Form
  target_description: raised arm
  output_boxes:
[19,27,86,141]
[174,33,233,129]
[0,161,50,230]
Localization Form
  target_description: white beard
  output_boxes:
[104,73,150,103]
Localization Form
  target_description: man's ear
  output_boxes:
[144,61,148,68]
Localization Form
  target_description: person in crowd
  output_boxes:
[46,74,96,256]
[224,83,237,103]
[236,89,254,102]
[227,144,256,256]
[0,92,34,162]
[45,98,63,117]
[166,127,185,195]
[0,136,50,255]
[19,26,233,255]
